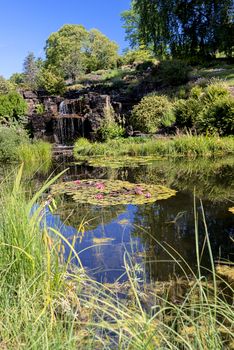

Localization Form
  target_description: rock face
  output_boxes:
[23,91,122,144]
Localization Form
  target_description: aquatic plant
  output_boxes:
[51,179,176,206]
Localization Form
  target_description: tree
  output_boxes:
[23,52,40,89]
[122,0,234,58]
[45,24,119,81]
[85,29,119,72]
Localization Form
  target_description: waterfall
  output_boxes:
[59,101,69,115]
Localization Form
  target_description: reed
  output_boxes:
[0,167,233,349]
[17,140,52,174]
[74,135,234,159]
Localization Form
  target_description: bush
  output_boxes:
[202,79,230,105]
[174,79,233,135]
[35,103,45,115]
[0,125,29,161]
[196,96,234,135]
[38,67,66,95]
[0,91,28,119]
[155,60,191,86]
[123,49,155,65]
[98,104,124,141]
[174,98,203,128]
[0,76,14,94]
[131,94,175,133]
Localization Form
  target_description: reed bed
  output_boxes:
[0,167,233,349]
[74,136,234,159]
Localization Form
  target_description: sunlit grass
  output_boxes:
[74,136,234,159]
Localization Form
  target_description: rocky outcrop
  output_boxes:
[23,91,123,143]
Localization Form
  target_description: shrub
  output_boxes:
[0,76,14,94]
[202,79,230,105]
[155,60,191,86]
[123,49,155,65]
[0,125,29,161]
[38,67,66,95]
[98,104,124,141]
[131,94,175,133]
[0,91,28,119]
[196,96,234,135]
[35,103,45,115]
[174,98,203,128]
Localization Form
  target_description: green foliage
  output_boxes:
[131,94,175,133]
[0,125,29,161]
[74,135,234,159]
[45,24,119,81]
[0,76,14,94]
[35,103,45,115]
[156,60,191,86]
[197,96,234,136]
[123,48,155,65]
[174,98,203,128]
[174,80,233,134]
[38,67,66,95]
[85,29,119,72]
[123,0,234,58]
[98,104,124,141]
[23,52,41,90]
[9,72,25,86]
[0,91,28,119]
[202,79,230,104]
[17,140,52,172]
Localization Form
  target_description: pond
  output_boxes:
[35,156,234,283]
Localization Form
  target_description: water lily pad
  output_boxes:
[51,179,176,206]
[86,156,164,169]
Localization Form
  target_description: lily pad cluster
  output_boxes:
[51,179,176,206]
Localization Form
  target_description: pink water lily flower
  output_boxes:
[95,194,104,200]
[74,180,81,185]
[145,192,152,198]
[135,186,144,195]
[96,182,105,190]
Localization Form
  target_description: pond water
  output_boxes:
[35,155,234,283]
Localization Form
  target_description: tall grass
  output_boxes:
[17,140,52,174]
[74,136,234,159]
[0,168,233,349]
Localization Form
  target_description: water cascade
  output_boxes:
[54,101,86,144]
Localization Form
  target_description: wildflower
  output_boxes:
[145,192,151,198]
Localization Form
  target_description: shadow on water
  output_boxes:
[33,156,234,283]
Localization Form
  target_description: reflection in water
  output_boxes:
[36,156,234,283]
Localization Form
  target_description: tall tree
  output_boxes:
[45,24,119,81]
[23,52,40,89]
[122,0,234,58]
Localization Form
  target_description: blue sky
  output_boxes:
[0,0,130,78]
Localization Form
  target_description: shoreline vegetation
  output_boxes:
[74,135,234,159]
[0,168,233,349]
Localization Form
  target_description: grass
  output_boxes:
[17,140,52,174]
[0,166,233,349]
[74,136,234,159]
